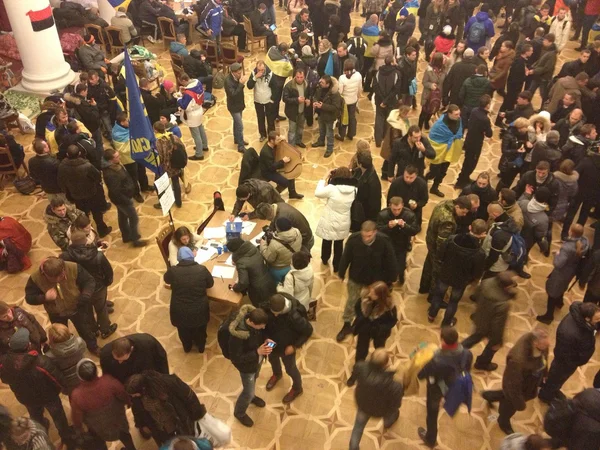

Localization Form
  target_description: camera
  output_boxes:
[262,225,274,244]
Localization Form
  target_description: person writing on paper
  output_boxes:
[230,179,284,222]
[168,226,203,267]
[164,247,214,353]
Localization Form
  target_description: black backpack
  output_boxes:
[217,318,233,359]
[544,397,576,438]
[169,135,188,169]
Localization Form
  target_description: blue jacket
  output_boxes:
[464,11,495,53]
[201,1,224,36]
[170,41,189,57]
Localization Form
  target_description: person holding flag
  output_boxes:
[177,73,209,161]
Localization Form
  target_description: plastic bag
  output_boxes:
[17,113,35,134]
[194,413,232,447]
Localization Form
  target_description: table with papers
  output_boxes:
[200,210,269,305]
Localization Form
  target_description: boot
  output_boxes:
[430,185,445,197]
[336,322,353,342]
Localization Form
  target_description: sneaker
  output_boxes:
[296,142,306,148]
[346,374,357,387]
[153,203,161,209]
[132,240,148,248]
[101,323,118,339]
[311,141,325,148]
[190,155,204,161]
[99,227,112,238]
[107,307,114,314]
[418,427,436,448]
[266,375,281,391]
[336,322,353,342]
[427,315,435,323]
[430,187,445,197]
[474,362,498,371]
[235,414,254,427]
[536,314,553,325]
[334,134,344,141]
[289,192,304,199]
[203,148,209,152]
[574,46,584,52]
[134,194,144,203]
[282,388,303,403]
[251,396,266,407]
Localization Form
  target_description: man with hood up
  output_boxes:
[464,3,494,52]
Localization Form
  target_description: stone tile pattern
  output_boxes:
[0,8,594,450]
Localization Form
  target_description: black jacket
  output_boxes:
[272,202,314,249]
[224,73,245,113]
[443,57,477,106]
[506,56,529,93]
[373,64,400,106]
[100,333,169,384]
[65,93,101,133]
[459,181,498,220]
[338,231,398,285]
[313,85,343,124]
[140,88,164,125]
[397,55,417,96]
[513,170,559,212]
[499,126,531,173]
[282,79,311,121]
[227,305,265,373]
[58,133,101,169]
[238,148,262,184]
[265,294,313,356]
[183,53,212,79]
[102,163,135,205]
[418,346,473,389]
[0,351,66,406]
[575,152,600,195]
[28,154,62,194]
[569,388,600,450]
[376,207,419,250]
[57,157,100,201]
[562,135,592,166]
[463,107,492,151]
[438,233,486,287]
[259,142,284,178]
[395,14,416,46]
[355,361,403,417]
[388,134,435,178]
[60,244,113,289]
[387,176,428,223]
[87,79,115,111]
[353,297,398,341]
[504,103,535,124]
[353,166,382,221]
[554,302,597,367]
[231,241,276,306]
[231,179,284,218]
[164,260,214,328]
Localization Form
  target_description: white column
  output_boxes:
[98,0,116,23]
[4,0,75,93]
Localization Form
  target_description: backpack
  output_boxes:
[169,135,188,169]
[442,351,473,417]
[13,176,39,195]
[350,197,366,232]
[569,245,593,290]
[507,233,527,269]
[425,88,442,115]
[468,21,486,44]
[217,318,233,359]
[544,397,576,438]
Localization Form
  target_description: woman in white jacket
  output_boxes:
[315,167,357,271]
[168,226,203,267]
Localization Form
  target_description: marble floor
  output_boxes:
[0,8,595,450]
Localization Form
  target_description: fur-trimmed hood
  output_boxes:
[553,170,579,183]
[528,112,551,134]
[228,304,255,340]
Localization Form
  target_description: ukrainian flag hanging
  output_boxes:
[108,0,132,9]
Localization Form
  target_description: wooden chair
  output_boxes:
[84,23,108,54]
[156,222,175,269]
[0,146,24,190]
[105,26,126,56]
[140,20,159,45]
[202,40,221,69]
[158,17,177,50]
[221,42,244,74]
[221,34,238,47]
[243,16,267,52]
[170,52,184,70]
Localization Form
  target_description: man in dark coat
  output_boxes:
[139,77,165,125]
[352,150,382,222]
[164,247,214,353]
[0,328,73,445]
[387,165,429,229]
[58,145,111,238]
[0,302,47,355]
[225,305,270,427]
[538,302,600,404]
[350,349,403,450]
[554,48,590,78]
[231,178,284,220]
[376,196,419,284]
[264,293,313,404]
[455,95,493,188]
[550,92,577,126]
[563,388,600,450]
[496,43,534,124]
[254,202,314,250]
[459,173,498,221]
[458,65,492,129]
[497,91,535,127]
[224,62,248,153]
[57,121,102,170]
[336,221,398,342]
[418,326,472,447]
[442,48,477,107]
[553,107,584,148]
[258,132,304,198]
[428,223,487,327]
[387,125,435,179]
[311,75,343,158]
[481,329,550,435]
[29,139,62,200]
[372,57,400,147]
[64,84,104,158]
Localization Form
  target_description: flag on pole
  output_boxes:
[123,50,161,175]
[108,0,133,10]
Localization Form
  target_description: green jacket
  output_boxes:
[313,85,343,124]
[471,277,512,346]
[459,74,492,108]
[425,200,457,256]
[532,45,558,82]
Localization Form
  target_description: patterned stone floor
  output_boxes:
[0,8,595,450]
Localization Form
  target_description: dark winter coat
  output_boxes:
[438,233,486,287]
[489,48,516,90]
[470,276,513,346]
[228,304,265,373]
[259,142,284,179]
[552,170,579,221]
[313,85,343,124]
[397,56,417,96]
[140,88,165,125]
[443,57,477,106]
[569,388,600,450]
[395,14,416,47]
[231,179,284,218]
[60,244,113,290]
[376,207,419,250]
[530,140,563,170]
[183,53,213,80]
[562,135,593,166]
[387,176,429,224]
[458,75,492,108]
[64,93,101,133]
[502,332,548,411]
[45,335,87,393]
[231,241,276,306]
[100,333,169,384]
[0,307,47,355]
[271,202,314,250]
[265,294,313,356]
[418,346,473,389]
[57,157,101,201]
[531,44,557,82]
[506,56,529,93]
[224,74,246,113]
[103,162,136,205]
[57,132,101,170]
[513,170,560,212]
[554,302,597,366]
[164,260,214,328]
[28,154,62,194]
[499,126,531,173]
[353,296,398,341]
[518,198,550,253]
[282,79,311,122]
[0,351,66,406]
[352,166,382,221]
[574,152,600,195]
[338,231,398,285]
[503,103,535,124]
[463,107,493,153]
[373,64,400,106]
[388,134,436,178]
[546,236,590,299]
[238,148,262,184]
[460,181,498,220]
[354,360,403,417]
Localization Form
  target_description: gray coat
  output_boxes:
[518,198,549,253]
[45,335,87,394]
[546,236,590,298]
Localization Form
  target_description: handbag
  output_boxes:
[194,413,232,447]
[408,77,418,96]
[13,176,39,195]
[213,70,226,90]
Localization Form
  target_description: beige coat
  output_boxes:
[546,76,581,114]
[259,228,302,268]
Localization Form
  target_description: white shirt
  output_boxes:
[338,71,363,105]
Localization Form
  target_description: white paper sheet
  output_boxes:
[159,185,175,216]
[203,227,226,239]
[211,265,236,279]
[195,246,218,265]
[224,254,233,266]
[154,172,171,194]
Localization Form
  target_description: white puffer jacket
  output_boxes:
[277,264,314,309]
[314,178,357,241]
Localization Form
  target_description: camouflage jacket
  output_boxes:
[425,199,457,256]
[44,203,85,251]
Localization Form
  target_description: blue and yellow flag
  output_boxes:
[108,0,132,10]
[124,50,161,174]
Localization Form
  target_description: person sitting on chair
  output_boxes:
[259,132,304,199]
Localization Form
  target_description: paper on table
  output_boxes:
[195,246,218,265]
[211,265,236,279]
[203,227,226,239]
[223,254,233,266]
[253,231,265,243]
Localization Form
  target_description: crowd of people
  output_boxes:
[1,0,600,449]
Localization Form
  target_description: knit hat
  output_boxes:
[276,217,292,232]
[230,62,242,72]
[464,48,475,58]
[177,246,195,262]
[163,80,175,91]
[442,25,452,36]
[302,45,313,56]
[399,6,409,16]
[356,139,371,152]
[9,328,30,352]
[70,230,87,246]
[226,238,244,252]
